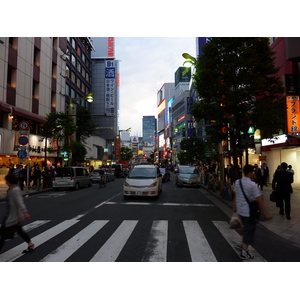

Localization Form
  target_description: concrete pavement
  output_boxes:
[1,178,300,248]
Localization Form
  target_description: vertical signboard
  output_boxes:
[105,60,115,116]
[115,135,120,160]
[286,95,300,135]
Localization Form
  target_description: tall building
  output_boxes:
[0,37,67,167]
[91,37,120,161]
[64,37,94,113]
[142,116,156,146]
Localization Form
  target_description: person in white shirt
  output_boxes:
[233,164,272,260]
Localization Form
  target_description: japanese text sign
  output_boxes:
[286,96,300,134]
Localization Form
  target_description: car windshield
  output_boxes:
[128,168,156,179]
[179,166,198,174]
[55,168,73,177]
[159,168,166,174]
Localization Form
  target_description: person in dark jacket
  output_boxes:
[272,162,294,219]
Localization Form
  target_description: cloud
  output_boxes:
[116,37,196,135]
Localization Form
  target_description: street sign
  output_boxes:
[17,149,28,159]
[19,121,29,130]
[259,155,267,161]
[19,136,29,145]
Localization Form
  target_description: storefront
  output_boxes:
[262,134,300,185]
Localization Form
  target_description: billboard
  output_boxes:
[175,67,191,87]
[91,37,115,58]
[105,60,116,116]
[286,95,300,135]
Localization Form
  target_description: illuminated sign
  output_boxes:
[108,37,114,57]
[178,115,186,122]
[286,96,300,135]
[157,99,166,115]
[105,60,115,116]
[115,135,120,159]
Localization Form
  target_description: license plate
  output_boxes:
[136,191,142,195]
[58,181,67,184]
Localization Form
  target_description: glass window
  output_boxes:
[71,54,76,66]
[77,62,81,72]
[66,66,69,77]
[71,38,76,49]
[71,72,75,83]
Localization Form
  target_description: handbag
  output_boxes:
[270,190,277,202]
[229,212,243,229]
[239,179,260,221]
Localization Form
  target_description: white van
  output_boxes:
[53,167,92,191]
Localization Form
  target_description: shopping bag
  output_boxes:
[229,213,243,229]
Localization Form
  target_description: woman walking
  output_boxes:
[0,173,35,253]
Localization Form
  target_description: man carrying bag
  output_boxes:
[233,165,272,260]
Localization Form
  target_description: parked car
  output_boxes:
[159,168,171,182]
[104,170,115,182]
[111,164,125,178]
[123,165,162,199]
[175,165,201,187]
[53,167,92,191]
[90,169,105,183]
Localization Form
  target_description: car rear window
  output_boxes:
[55,168,74,177]
[128,168,156,179]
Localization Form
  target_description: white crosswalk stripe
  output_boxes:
[0,219,267,262]
[42,220,109,262]
[90,220,138,262]
[0,219,79,262]
[183,220,217,262]
[142,220,168,262]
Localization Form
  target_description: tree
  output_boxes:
[192,37,285,180]
[40,112,77,166]
[76,106,98,143]
[71,141,87,165]
[178,136,206,164]
[120,147,133,161]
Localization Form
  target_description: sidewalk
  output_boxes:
[205,182,300,247]
[1,179,300,248]
[0,180,52,201]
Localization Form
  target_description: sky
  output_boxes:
[115,37,196,137]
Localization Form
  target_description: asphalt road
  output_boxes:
[0,174,299,262]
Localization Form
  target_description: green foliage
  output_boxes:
[192,37,285,141]
[76,106,98,143]
[178,136,206,164]
[120,147,133,161]
[71,141,87,164]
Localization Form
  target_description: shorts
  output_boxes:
[239,215,257,246]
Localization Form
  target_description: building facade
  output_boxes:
[0,37,67,170]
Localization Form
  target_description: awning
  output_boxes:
[0,102,12,113]
[12,107,46,123]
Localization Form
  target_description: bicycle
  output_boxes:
[99,175,107,188]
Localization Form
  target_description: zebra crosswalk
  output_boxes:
[0,218,267,262]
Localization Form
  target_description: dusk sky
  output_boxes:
[115,37,196,136]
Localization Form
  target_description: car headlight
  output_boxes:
[148,181,157,187]
[124,181,131,187]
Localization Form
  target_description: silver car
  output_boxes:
[53,167,92,190]
[175,165,201,187]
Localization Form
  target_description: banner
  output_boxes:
[286,96,300,135]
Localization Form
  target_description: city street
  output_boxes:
[0,173,299,262]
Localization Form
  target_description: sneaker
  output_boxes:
[240,250,254,260]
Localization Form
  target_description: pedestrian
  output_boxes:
[287,165,294,176]
[272,162,294,219]
[0,173,35,254]
[256,163,269,190]
[233,164,272,260]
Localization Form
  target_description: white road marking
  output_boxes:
[106,202,213,207]
[183,220,217,262]
[41,220,109,262]
[212,221,267,262]
[90,220,138,262]
[142,220,168,262]
[0,219,79,262]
